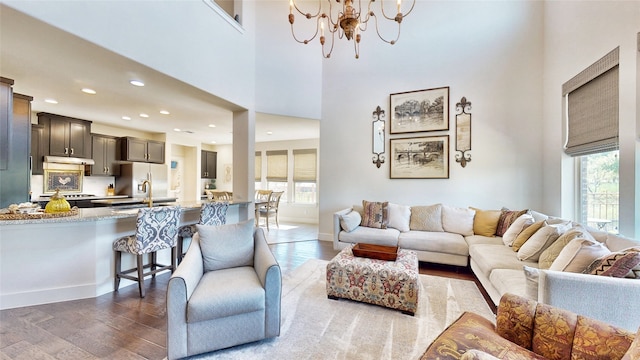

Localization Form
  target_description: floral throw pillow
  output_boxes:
[361,200,388,229]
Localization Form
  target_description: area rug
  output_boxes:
[186,259,495,359]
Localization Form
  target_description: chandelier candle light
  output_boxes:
[289,0,415,59]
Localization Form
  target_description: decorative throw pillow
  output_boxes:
[409,204,444,232]
[538,226,596,269]
[197,219,254,272]
[470,207,502,237]
[361,200,388,229]
[517,222,571,261]
[583,250,640,277]
[523,265,539,301]
[502,214,535,246]
[339,210,361,232]
[386,203,411,232]
[495,208,529,237]
[512,220,546,252]
[442,205,475,236]
[529,210,549,222]
[549,238,610,273]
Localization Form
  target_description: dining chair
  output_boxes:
[113,206,181,298]
[258,191,284,231]
[255,190,272,226]
[176,202,229,264]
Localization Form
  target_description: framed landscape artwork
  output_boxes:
[390,135,449,179]
[390,87,450,134]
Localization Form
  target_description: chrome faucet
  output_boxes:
[141,180,153,207]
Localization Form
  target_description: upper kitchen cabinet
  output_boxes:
[37,113,91,158]
[90,134,120,176]
[119,136,165,164]
[201,150,217,179]
[30,124,45,175]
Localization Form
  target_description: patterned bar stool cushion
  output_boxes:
[176,202,229,263]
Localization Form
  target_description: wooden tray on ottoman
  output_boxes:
[352,243,398,261]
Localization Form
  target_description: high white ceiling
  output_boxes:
[0,5,319,145]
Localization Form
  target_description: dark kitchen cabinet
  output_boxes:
[37,113,91,158]
[119,136,165,164]
[90,134,120,176]
[30,124,45,175]
[201,150,217,179]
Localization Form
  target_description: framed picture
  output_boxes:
[390,135,449,179]
[390,86,449,134]
[44,170,83,193]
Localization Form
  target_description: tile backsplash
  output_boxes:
[31,174,115,199]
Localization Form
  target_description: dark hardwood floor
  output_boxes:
[0,224,489,360]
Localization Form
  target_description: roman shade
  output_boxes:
[293,149,317,182]
[255,151,261,181]
[266,150,288,182]
[562,47,619,157]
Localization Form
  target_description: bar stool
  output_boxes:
[113,206,181,298]
[176,202,229,263]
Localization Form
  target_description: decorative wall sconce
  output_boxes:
[455,97,472,168]
[372,105,386,168]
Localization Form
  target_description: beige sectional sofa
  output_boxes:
[333,202,640,331]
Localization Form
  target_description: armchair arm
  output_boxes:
[166,234,204,360]
[253,227,282,338]
[538,270,640,332]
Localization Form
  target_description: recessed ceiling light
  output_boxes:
[267,131,273,135]
[173,128,181,132]
[122,116,131,121]
[160,110,170,115]
[208,124,216,128]
[130,80,145,87]
[139,113,149,118]
[81,88,96,94]
[44,99,58,104]
[210,140,217,144]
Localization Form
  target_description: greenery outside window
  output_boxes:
[578,151,619,233]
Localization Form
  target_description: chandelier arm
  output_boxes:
[291,0,322,18]
[371,12,401,45]
[322,27,336,58]
[402,0,417,17]
[378,0,417,20]
[289,21,319,44]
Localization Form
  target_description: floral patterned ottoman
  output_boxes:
[326,245,420,315]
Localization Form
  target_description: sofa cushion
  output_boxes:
[469,244,538,276]
[495,208,529,236]
[198,219,254,272]
[489,268,530,301]
[549,238,610,273]
[338,226,400,247]
[583,250,640,277]
[538,226,596,269]
[470,207,502,237]
[517,222,571,261]
[398,231,468,257]
[465,234,504,247]
[361,200,388,229]
[442,205,475,236]
[387,203,411,232]
[409,204,443,232]
[512,220,546,252]
[502,214,535,246]
[339,210,361,232]
[187,266,265,323]
[523,266,539,300]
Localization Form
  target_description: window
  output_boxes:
[293,149,317,204]
[563,48,619,233]
[266,150,288,202]
[255,151,262,182]
[578,150,619,233]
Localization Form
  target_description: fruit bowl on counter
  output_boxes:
[0,201,78,220]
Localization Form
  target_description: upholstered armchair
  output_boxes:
[166,220,281,360]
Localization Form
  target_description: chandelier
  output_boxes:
[288,0,415,59]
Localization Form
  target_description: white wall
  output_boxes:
[542,1,640,238]
[317,1,545,239]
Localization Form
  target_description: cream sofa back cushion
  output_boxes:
[517,222,571,261]
[442,205,475,236]
[387,203,411,232]
[549,238,610,273]
[538,226,595,269]
[409,204,444,232]
[502,214,535,246]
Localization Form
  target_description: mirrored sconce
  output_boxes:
[455,97,472,168]
[372,105,385,168]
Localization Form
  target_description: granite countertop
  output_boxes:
[0,200,249,225]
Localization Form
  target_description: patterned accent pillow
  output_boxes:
[538,226,596,269]
[495,208,529,236]
[409,204,443,232]
[572,316,635,360]
[583,250,640,277]
[361,200,388,229]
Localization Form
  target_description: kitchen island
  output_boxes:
[0,201,250,310]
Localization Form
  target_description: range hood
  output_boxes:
[44,156,95,165]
